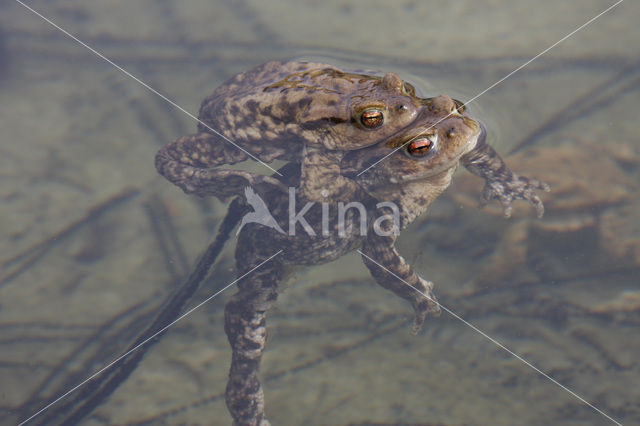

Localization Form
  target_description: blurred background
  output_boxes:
[0,1,638,424]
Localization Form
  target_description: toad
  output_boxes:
[155,60,548,425]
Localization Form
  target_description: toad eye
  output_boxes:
[406,134,437,157]
[360,109,384,128]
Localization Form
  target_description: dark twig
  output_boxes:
[509,58,640,155]
[0,188,140,287]
[143,195,190,279]
[16,298,154,420]
[133,316,408,424]
[27,197,246,426]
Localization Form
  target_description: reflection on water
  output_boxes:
[1,1,639,425]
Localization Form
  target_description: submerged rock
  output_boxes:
[447,139,640,295]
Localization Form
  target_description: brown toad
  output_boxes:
[155,60,548,425]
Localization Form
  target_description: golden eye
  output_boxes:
[407,134,437,157]
[360,109,384,128]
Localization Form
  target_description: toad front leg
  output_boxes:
[360,231,441,334]
[461,128,550,218]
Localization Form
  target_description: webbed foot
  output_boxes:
[410,277,441,335]
[480,174,550,218]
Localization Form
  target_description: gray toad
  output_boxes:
[155,60,548,425]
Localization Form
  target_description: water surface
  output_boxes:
[1,1,638,425]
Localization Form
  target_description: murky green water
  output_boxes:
[1,1,639,425]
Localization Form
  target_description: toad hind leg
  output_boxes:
[155,132,286,199]
[224,256,283,426]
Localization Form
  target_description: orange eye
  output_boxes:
[407,135,436,157]
[360,109,384,128]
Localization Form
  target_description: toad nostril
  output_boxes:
[447,127,456,138]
